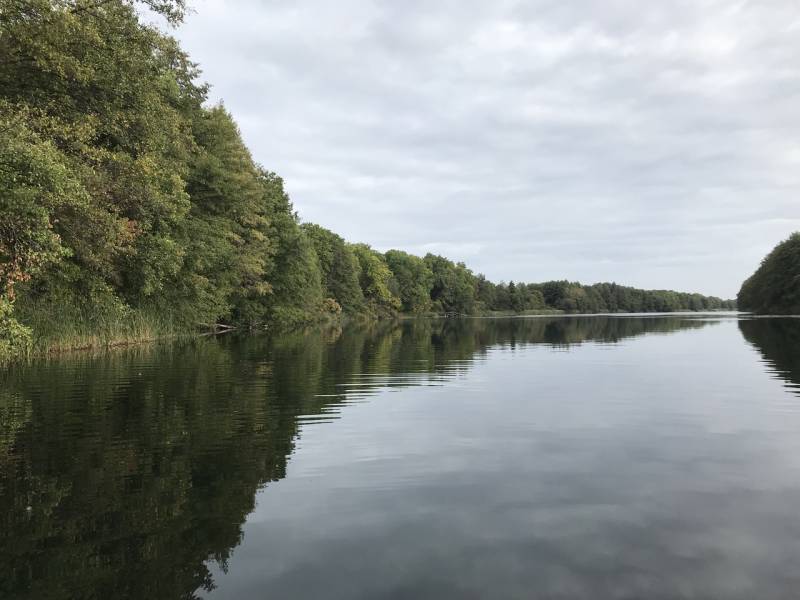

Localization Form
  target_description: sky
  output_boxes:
[170,0,800,298]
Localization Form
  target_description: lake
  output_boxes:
[2,314,800,599]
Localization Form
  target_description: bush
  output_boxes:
[0,298,32,359]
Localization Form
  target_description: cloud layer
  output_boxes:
[173,0,800,297]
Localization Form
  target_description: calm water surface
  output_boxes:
[3,315,800,599]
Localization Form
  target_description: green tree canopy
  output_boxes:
[352,244,401,316]
[738,233,800,315]
[0,0,740,358]
[301,223,364,313]
[384,250,433,313]
[424,254,476,314]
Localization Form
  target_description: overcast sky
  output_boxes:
[172,0,800,298]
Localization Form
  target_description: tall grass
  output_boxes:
[14,298,191,357]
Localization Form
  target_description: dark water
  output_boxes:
[3,315,800,600]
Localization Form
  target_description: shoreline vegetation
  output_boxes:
[10,309,743,363]
[10,306,739,360]
[738,233,800,316]
[0,0,736,360]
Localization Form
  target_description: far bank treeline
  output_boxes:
[738,233,800,315]
[0,0,734,356]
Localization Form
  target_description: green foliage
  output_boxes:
[384,249,433,313]
[475,275,732,315]
[738,233,800,314]
[0,0,738,358]
[1,0,201,300]
[257,173,324,327]
[166,106,273,326]
[478,279,547,313]
[352,244,401,316]
[10,279,189,355]
[424,254,476,314]
[0,297,32,358]
[1,0,312,344]
[0,110,84,300]
[301,223,364,313]
[530,280,733,314]
[1,0,207,339]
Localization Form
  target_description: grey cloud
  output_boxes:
[175,0,800,297]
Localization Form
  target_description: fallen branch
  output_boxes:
[196,322,237,332]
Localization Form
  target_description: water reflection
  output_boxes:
[0,316,726,599]
[739,318,800,395]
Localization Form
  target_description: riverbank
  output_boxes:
[3,306,748,363]
[7,306,185,359]
[2,303,378,361]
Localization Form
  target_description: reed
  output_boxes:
[14,300,188,357]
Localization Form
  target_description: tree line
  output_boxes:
[738,233,800,315]
[0,0,734,356]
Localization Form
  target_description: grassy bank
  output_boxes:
[1,300,381,361]
[13,303,189,358]
[0,303,733,362]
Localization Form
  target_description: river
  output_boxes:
[2,315,800,599]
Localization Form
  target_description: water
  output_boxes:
[2,315,800,599]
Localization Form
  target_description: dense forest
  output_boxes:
[0,0,734,357]
[738,233,800,315]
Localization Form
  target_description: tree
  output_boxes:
[474,274,497,312]
[738,233,800,314]
[301,223,364,313]
[2,0,202,318]
[424,254,476,314]
[0,109,89,355]
[0,113,83,302]
[0,0,740,356]
[164,105,272,326]
[351,244,401,316]
[384,250,433,313]
[256,173,324,326]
